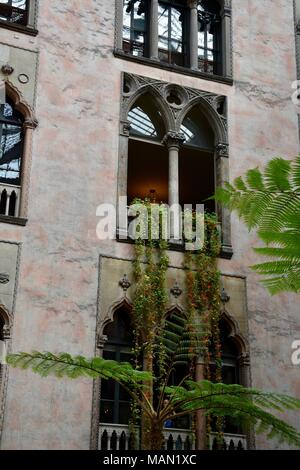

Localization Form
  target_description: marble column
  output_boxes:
[188,0,199,70]
[163,132,185,241]
[150,0,159,59]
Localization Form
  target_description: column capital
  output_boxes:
[163,131,186,149]
[216,142,229,158]
[187,0,198,9]
[97,334,108,350]
[24,117,38,129]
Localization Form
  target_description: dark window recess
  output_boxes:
[0,98,24,187]
[158,2,186,66]
[197,1,221,75]
[123,0,147,57]
[209,319,242,434]
[100,307,134,426]
[0,0,28,26]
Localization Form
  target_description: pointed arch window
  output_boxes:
[0,97,24,218]
[0,86,37,224]
[100,306,134,426]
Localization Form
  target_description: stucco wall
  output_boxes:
[0,0,299,449]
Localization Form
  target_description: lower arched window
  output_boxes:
[100,306,134,426]
[0,97,24,218]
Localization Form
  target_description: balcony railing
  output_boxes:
[0,183,20,218]
[209,432,247,450]
[98,424,195,450]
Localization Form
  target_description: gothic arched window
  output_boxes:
[100,306,134,426]
[0,97,24,218]
[127,94,169,204]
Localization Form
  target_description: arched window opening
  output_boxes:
[198,1,222,74]
[100,306,134,426]
[210,318,242,435]
[161,310,191,431]
[180,106,215,213]
[0,0,28,26]
[123,0,148,57]
[127,95,168,204]
[158,1,187,66]
[0,96,24,217]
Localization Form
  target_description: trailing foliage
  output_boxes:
[214,157,300,294]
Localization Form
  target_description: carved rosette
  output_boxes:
[163,131,186,149]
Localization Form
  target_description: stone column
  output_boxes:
[239,353,256,449]
[195,357,206,450]
[163,132,185,240]
[27,0,38,29]
[163,132,185,207]
[149,0,159,59]
[188,0,199,70]
[216,142,233,259]
[117,121,131,239]
[221,1,232,77]
[19,118,38,219]
[115,0,124,52]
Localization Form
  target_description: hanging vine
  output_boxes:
[129,200,223,449]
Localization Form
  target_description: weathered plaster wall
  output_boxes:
[0,0,299,449]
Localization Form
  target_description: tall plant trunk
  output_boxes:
[141,348,154,450]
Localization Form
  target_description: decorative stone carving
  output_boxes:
[0,273,9,285]
[119,274,131,292]
[163,131,186,149]
[120,120,131,137]
[216,142,229,158]
[221,287,230,303]
[24,117,38,129]
[170,282,183,299]
[1,64,14,76]
[97,334,108,350]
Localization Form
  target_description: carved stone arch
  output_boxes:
[221,309,249,358]
[122,83,175,133]
[99,297,133,340]
[176,96,227,146]
[5,80,38,127]
[165,303,186,319]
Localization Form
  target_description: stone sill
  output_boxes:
[117,236,233,260]
[114,50,234,86]
[0,20,38,36]
[0,215,27,226]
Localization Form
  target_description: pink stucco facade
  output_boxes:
[0,0,299,449]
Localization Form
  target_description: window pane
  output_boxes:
[100,401,114,424]
[0,124,23,185]
[0,0,28,25]
[119,402,131,425]
[158,4,168,38]
[101,379,115,400]
[123,1,146,57]
[170,8,182,42]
